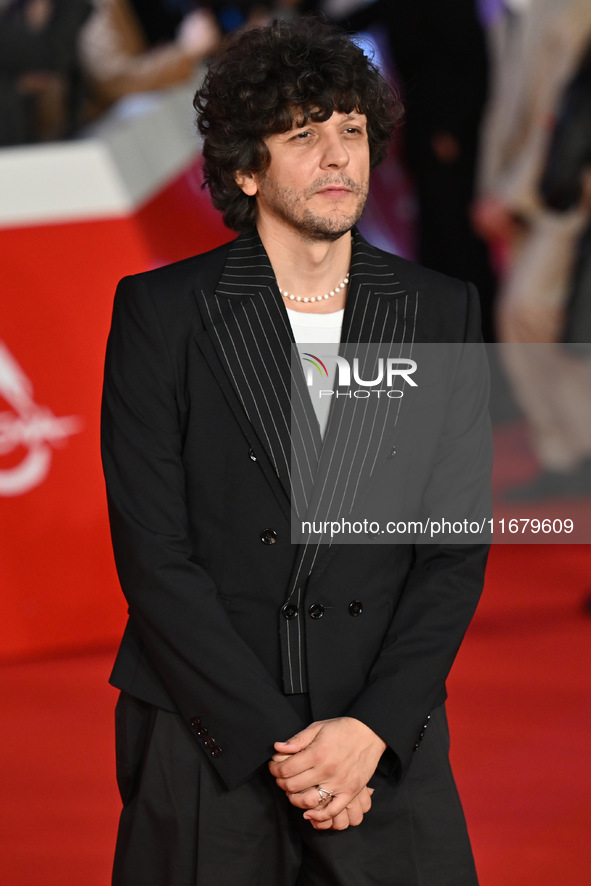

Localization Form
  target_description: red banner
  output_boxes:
[0,156,231,660]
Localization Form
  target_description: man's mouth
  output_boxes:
[316,186,353,197]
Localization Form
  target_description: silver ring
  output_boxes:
[317,786,334,804]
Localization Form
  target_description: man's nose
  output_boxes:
[319,132,349,168]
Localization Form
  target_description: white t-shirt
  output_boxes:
[286,308,344,437]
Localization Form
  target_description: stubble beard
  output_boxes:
[257,174,369,243]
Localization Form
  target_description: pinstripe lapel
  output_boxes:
[280,232,420,694]
[305,230,419,538]
[316,229,419,509]
[341,229,414,343]
[194,231,321,517]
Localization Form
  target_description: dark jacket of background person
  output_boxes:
[334,0,496,340]
[540,40,591,346]
[0,0,91,146]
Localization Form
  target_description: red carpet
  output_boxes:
[449,545,591,886]
[0,650,120,886]
[1,544,590,885]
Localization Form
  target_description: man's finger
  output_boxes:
[304,793,351,823]
[269,744,322,782]
[273,769,322,794]
[359,788,373,814]
[307,807,351,831]
[271,752,291,763]
[306,789,373,830]
[309,815,335,831]
[287,788,322,810]
[343,801,363,827]
[324,808,350,831]
[273,721,325,755]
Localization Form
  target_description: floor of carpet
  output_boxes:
[1,542,590,885]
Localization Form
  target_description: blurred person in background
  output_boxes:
[78,0,322,122]
[0,0,91,146]
[473,0,591,499]
[78,0,222,117]
[540,37,591,351]
[327,0,496,341]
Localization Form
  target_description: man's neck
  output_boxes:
[256,222,353,314]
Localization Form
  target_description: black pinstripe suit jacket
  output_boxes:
[101,229,491,791]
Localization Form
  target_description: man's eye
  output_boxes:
[293,131,311,140]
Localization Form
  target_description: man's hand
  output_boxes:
[471,195,518,243]
[269,717,387,827]
[301,784,375,831]
[177,10,220,59]
[273,750,374,830]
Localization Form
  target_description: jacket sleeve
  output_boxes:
[101,274,305,790]
[346,282,492,780]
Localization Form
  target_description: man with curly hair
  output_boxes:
[101,16,490,885]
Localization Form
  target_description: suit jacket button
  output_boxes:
[211,746,222,758]
[190,717,201,729]
[348,600,363,616]
[281,604,298,620]
[248,448,257,461]
[204,737,217,750]
[308,603,324,619]
[196,726,208,737]
[260,528,278,545]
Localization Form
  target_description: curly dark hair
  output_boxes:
[194,17,403,232]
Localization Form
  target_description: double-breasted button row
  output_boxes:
[282,601,365,620]
[260,528,277,545]
[305,601,364,619]
[190,716,222,757]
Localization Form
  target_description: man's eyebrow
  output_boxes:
[280,111,366,134]
[341,113,367,124]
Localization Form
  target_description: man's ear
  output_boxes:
[234,170,258,197]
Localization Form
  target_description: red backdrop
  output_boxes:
[0,157,232,660]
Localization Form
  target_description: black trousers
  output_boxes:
[112,692,478,886]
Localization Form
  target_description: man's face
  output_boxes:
[236,110,371,242]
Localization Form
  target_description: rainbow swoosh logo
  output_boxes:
[302,353,329,378]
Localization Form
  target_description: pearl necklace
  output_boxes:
[279,274,349,304]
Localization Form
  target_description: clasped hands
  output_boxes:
[268,716,386,831]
